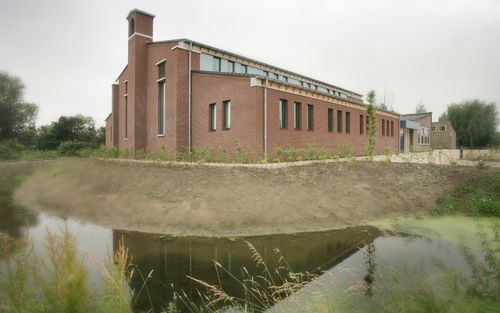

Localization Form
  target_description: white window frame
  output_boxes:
[279,99,287,129]
[157,79,166,136]
[209,103,217,131]
[439,125,446,132]
[223,100,231,130]
[294,102,301,129]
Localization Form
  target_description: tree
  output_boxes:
[415,101,427,113]
[0,71,38,140]
[37,115,99,149]
[445,99,498,148]
[366,90,377,159]
[439,112,449,121]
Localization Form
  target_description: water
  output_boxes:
[0,165,490,312]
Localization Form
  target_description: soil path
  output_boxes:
[14,158,497,237]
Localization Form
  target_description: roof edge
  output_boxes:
[127,8,155,20]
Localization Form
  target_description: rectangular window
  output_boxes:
[240,64,247,74]
[279,99,287,128]
[337,110,343,133]
[432,126,437,132]
[158,81,165,135]
[439,125,446,132]
[294,102,301,129]
[386,120,390,137]
[158,61,166,79]
[391,121,394,137]
[359,114,364,134]
[307,104,314,131]
[124,96,128,139]
[223,100,231,129]
[209,103,216,131]
[345,112,351,134]
[227,61,234,73]
[213,57,221,71]
[124,81,128,95]
[382,119,385,136]
[328,108,334,133]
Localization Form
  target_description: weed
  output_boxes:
[235,141,248,164]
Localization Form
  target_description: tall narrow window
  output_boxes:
[279,99,287,128]
[124,96,128,139]
[386,120,390,137]
[359,114,364,134]
[328,108,333,133]
[158,81,165,134]
[209,103,216,131]
[391,121,394,137]
[337,110,343,133]
[223,100,231,129]
[227,61,235,73]
[294,102,301,129]
[307,104,314,131]
[345,112,351,134]
[124,81,128,95]
[382,119,385,136]
[157,61,166,135]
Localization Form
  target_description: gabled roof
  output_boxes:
[149,38,362,98]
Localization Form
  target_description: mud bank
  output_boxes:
[14,158,497,237]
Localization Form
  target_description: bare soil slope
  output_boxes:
[14,158,496,236]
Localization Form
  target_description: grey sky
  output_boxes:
[1,0,499,127]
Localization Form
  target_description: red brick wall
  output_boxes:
[105,114,113,148]
[192,73,264,159]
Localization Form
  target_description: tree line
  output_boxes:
[0,71,105,150]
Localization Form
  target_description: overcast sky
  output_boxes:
[1,0,499,127]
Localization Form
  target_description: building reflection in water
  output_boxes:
[113,226,380,312]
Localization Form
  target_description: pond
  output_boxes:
[0,165,495,312]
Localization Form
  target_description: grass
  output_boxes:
[432,173,500,217]
[465,149,500,162]
[0,229,134,313]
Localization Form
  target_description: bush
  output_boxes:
[0,140,26,160]
[57,141,97,157]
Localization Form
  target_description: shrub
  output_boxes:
[235,141,248,164]
[0,140,25,160]
[57,141,97,157]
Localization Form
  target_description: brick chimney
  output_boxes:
[126,9,154,150]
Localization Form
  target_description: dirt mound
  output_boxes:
[14,158,496,237]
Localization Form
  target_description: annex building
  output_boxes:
[105,9,400,158]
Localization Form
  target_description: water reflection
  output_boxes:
[113,226,381,311]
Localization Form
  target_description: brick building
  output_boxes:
[105,9,400,159]
[432,121,457,149]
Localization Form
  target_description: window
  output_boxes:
[158,62,166,79]
[158,81,165,134]
[209,104,216,131]
[439,125,446,132]
[228,61,235,73]
[128,18,135,37]
[337,110,343,133]
[307,104,314,131]
[269,72,278,80]
[328,108,334,133]
[124,96,128,139]
[294,102,301,129]
[302,81,309,88]
[432,126,437,132]
[386,120,390,137]
[213,57,221,71]
[124,81,128,95]
[223,100,231,129]
[382,119,385,136]
[240,64,247,74]
[345,112,351,134]
[157,61,166,135]
[279,99,287,128]
[359,114,364,134]
[391,121,394,137]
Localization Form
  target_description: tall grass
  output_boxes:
[0,229,134,313]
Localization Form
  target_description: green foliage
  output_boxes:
[235,141,248,164]
[446,99,498,148]
[365,90,377,160]
[57,141,98,157]
[0,71,39,141]
[37,115,101,150]
[433,173,500,217]
[0,140,25,160]
[415,101,427,113]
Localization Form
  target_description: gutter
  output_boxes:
[188,42,193,153]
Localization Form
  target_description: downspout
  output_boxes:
[188,41,193,153]
[264,77,268,157]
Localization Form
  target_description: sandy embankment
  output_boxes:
[14,158,496,237]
